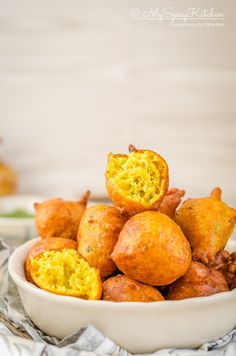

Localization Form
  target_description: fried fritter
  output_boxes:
[175,187,236,263]
[103,274,164,302]
[112,211,191,286]
[167,261,229,300]
[25,237,102,300]
[78,205,127,277]
[105,145,169,215]
[35,191,90,240]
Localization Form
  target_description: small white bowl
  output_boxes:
[0,195,43,246]
[8,238,236,354]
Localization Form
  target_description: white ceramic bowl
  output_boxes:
[0,195,43,246]
[8,238,236,354]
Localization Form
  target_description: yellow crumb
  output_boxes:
[107,151,167,207]
[30,249,100,300]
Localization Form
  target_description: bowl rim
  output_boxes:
[8,237,236,308]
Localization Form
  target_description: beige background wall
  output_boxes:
[0,0,235,206]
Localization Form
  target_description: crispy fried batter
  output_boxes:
[175,187,236,263]
[112,211,191,286]
[167,261,229,300]
[78,205,127,277]
[103,274,164,302]
[35,191,90,240]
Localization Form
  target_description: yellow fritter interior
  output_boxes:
[107,151,167,207]
[30,249,100,300]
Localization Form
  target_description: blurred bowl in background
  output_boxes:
[0,195,44,247]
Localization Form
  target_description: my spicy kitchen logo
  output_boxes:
[129,7,225,27]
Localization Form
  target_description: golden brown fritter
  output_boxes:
[105,145,169,215]
[167,261,229,300]
[111,211,191,286]
[78,205,127,277]
[103,274,164,302]
[25,237,102,300]
[175,187,236,263]
[35,191,90,240]
[159,187,185,219]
